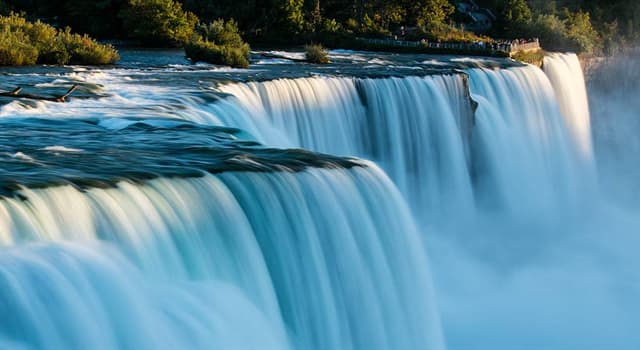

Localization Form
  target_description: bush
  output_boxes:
[305,44,329,64]
[185,19,250,68]
[120,0,198,47]
[57,28,120,65]
[195,19,245,47]
[185,39,250,68]
[0,32,38,65]
[0,13,119,66]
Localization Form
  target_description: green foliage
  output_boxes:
[4,0,640,56]
[195,19,245,47]
[416,0,455,28]
[483,0,640,55]
[120,0,197,47]
[320,18,342,34]
[185,39,250,68]
[57,28,121,64]
[0,31,38,65]
[527,14,568,49]
[305,43,329,63]
[513,10,601,54]
[355,15,391,38]
[503,0,532,24]
[0,13,118,66]
[278,0,306,34]
[564,10,600,54]
[185,19,250,68]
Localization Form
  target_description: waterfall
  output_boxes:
[467,64,594,213]
[0,167,444,350]
[1,51,634,350]
[543,53,593,161]
[216,75,476,222]
[211,64,592,219]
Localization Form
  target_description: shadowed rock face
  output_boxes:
[0,118,363,196]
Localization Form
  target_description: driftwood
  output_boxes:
[0,84,78,102]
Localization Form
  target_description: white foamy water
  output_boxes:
[0,168,444,350]
[0,51,638,350]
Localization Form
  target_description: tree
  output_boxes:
[279,0,307,33]
[185,19,250,68]
[119,0,198,47]
[565,9,600,53]
[502,0,532,35]
[415,0,454,29]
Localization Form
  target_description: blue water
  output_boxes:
[0,49,638,350]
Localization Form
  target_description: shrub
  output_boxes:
[195,19,245,47]
[305,44,329,64]
[0,13,119,66]
[120,0,198,47]
[0,32,38,65]
[185,39,250,68]
[57,28,120,65]
[185,19,250,68]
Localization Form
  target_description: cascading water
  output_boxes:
[543,53,594,160]
[216,74,476,222]
[467,63,594,214]
[211,62,592,220]
[1,49,638,350]
[0,167,444,350]
[205,54,638,348]
[0,111,444,350]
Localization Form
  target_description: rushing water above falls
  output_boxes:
[0,49,638,349]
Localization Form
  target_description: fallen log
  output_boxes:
[0,84,78,102]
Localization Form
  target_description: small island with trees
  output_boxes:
[0,0,638,67]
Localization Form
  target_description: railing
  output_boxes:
[356,37,540,55]
[509,40,541,52]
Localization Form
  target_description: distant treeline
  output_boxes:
[1,0,638,54]
[479,0,640,54]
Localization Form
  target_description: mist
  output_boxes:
[590,51,640,207]
[425,53,640,350]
